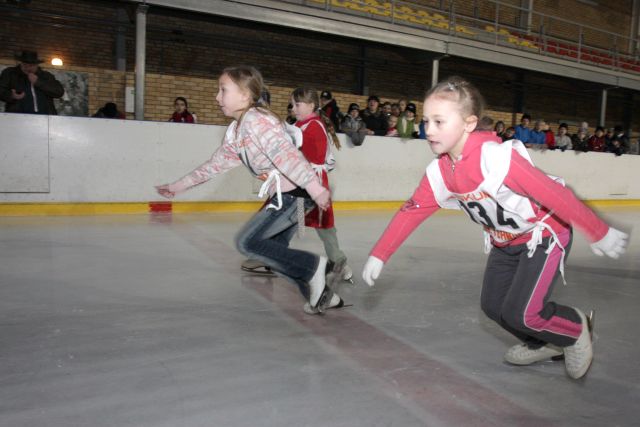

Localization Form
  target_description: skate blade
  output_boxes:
[316,286,334,314]
[587,310,595,337]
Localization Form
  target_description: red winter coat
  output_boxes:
[296,114,334,229]
[169,111,195,123]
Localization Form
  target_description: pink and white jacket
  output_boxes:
[371,131,609,263]
[170,108,324,202]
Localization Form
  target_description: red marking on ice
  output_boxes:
[149,202,172,213]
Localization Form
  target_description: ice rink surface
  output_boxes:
[1,208,638,427]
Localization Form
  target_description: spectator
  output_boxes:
[514,113,532,145]
[390,103,401,117]
[286,103,296,125]
[587,126,606,152]
[340,102,367,146]
[320,90,341,132]
[572,129,589,152]
[628,137,640,155]
[397,98,408,115]
[361,95,388,136]
[494,120,506,139]
[418,119,426,139]
[381,101,392,117]
[386,115,399,137]
[528,120,546,148]
[397,102,418,138]
[578,121,591,139]
[92,102,125,119]
[609,125,629,155]
[503,126,515,141]
[0,50,64,115]
[477,115,494,131]
[555,123,572,151]
[604,128,614,146]
[169,96,196,123]
[543,122,555,149]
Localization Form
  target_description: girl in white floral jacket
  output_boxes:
[156,66,336,312]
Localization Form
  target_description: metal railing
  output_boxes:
[284,0,640,74]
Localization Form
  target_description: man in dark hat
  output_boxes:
[0,50,64,115]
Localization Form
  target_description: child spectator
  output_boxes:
[514,114,532,145]
[528,120,546,148]
[572,129,589,152]
[341,102,367,146]
[503,126,516,141]
[92,102,125,119]
[608,125,629,155]
[578,121,591,139]
[604,128,614,146]
[320,90,341,132]
[543,122,555,149]
[390,103,401,117]
[478,116,494,131]
[169,97,196,123]
[555,123,572,151]
[386,115,399,136]
[588,126,606,152]
[361,95,388,136]
[381,101,392,117]
[494,120,506,139]
[397,102,418,138]
[397,98,408,115]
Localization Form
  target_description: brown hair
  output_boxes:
[424,76,485,122]
[221,65,280,130]
[291,87,341,150]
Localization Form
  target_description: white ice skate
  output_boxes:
[504,343,563,366]
[564,308,595,379]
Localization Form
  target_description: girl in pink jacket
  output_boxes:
[362,76,628,379]
[156,66,337,313]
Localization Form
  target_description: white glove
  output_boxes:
[590,227,629,259]
[362,256,384,287]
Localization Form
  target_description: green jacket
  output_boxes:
[397,116,416,139]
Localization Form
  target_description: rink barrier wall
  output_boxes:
[1,114,640,216]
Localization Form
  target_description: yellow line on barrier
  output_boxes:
[1,199,639,216]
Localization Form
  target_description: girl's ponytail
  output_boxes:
[317,108,341,150]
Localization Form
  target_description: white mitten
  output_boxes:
[362,256,384,287]
[590,227,629,259]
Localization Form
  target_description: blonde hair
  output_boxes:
[221,65,280,130]
[425,76,485,121]
[291,87,341,150]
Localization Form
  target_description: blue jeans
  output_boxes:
[235,193,319,298]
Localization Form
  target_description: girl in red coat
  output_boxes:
[169,97,197,123]
[292,87,352,314]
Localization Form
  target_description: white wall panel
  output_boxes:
[0,113,49,192]
[0,114,639,204]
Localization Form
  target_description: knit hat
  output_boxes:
[348,103,360,113]
[405,103,417,114]
[320,91,332,100]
